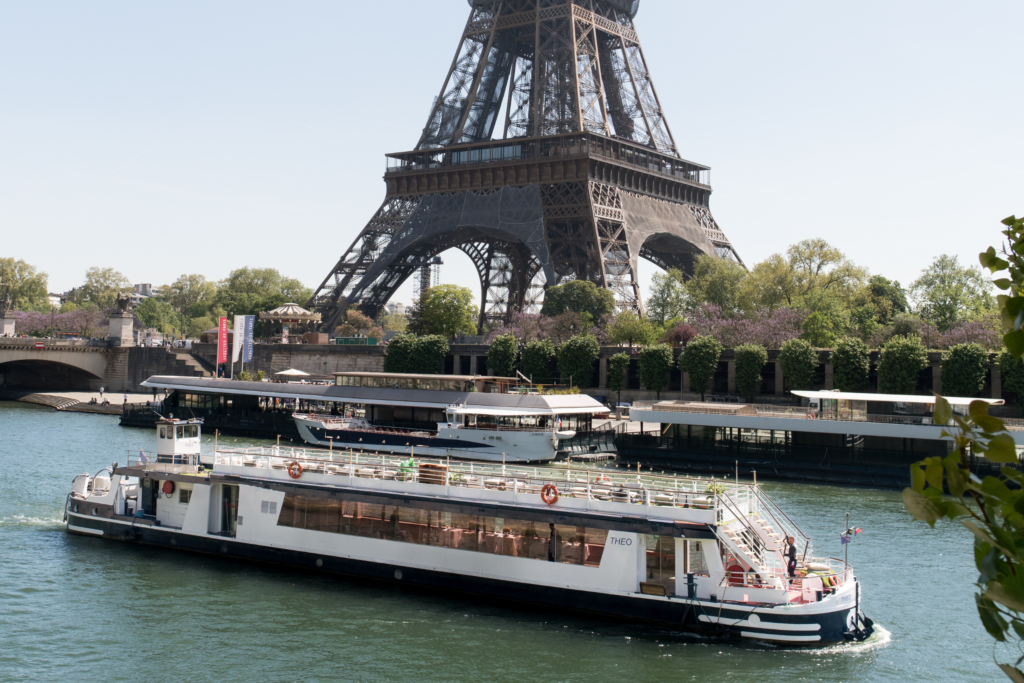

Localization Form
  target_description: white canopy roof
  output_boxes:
[275,368,311,376]
[448,406,601,417]
[792,390,1003,407]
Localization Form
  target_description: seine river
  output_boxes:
[0,401,1008,682]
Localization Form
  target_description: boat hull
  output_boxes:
[65,510,871,644]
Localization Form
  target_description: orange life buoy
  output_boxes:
[541,484,559,506]
[595,474,611,485]
[727,563,745,586]
[288,461,304,479]
[806,412,817,420]
[161,480,175,496]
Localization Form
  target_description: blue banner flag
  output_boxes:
[243,315,255,363]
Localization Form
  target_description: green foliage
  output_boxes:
[384,333,450,374]
[980,215,1024,357]
[912,254,994,332]
[0,258,49,312]
[134,297,176,334]
[1000,351,1024,411]
[383,334,416,373]
[902,395,1024,681]
[237,370,253,382]
[255,370,266,382]
[686,254,747,312]
[336,306,383,341]
[868,275,909,323]
[734,344,768,398]
[941,343,990,398]
[378,312,408,333]
[541,280,615,323]
[679,335,722,400]
[646,269,688,325]
[557,334,600,388]
[638,344,674,399]
[607,311,659,347]
[607,352,630,403]
[83,267,131,311]
[878,334,928,394]
[419,285,478,339]
[779,338,819,391]
[522,339,556,382]
[167,274,217,337]
[831,337,871,392]
[487,333,519,377]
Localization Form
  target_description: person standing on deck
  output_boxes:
[786,535,798,577]
[548,523,561,562]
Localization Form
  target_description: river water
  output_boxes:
[0,401,1008,682]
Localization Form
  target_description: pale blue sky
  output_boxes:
[1,1,1021,306]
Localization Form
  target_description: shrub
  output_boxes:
[831,337,871,392]
[779,338,819,391]
[734,344,768,399]
[384,334,449,374]
[1000,350,1024,411]
[638,344,674,399]
[557,334,600,388]
[607,352,630,405]
[383,334,416,373]
[941,343,989,398]
[878,334,927,394]
[487,333,519,378]
[679,335,723,400]
[522,339,556,382]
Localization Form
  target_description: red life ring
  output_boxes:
[806,412,817,420]
[541,484,559,506]
[161,480,175,496]
[595,474,612,485]
[288,461,304,479]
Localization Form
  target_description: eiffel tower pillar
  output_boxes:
[310,0,741,335]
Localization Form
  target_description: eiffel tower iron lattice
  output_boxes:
[310,0,741,335]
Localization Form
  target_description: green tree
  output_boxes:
[215,267,313,338]
[734,344,768,399]
[541,280,615,325]
[1000,351,1024,412]
[685,254,747,312]
[878,334,927,394]
[779,338,819,391]
[336,306,384,340]
[738,253,796,312]
[679,335,722,400]
[378,312,408,333]
[410,335,450,374]
[167,274,217,338]
[487,333,519,377]
[911,254,994,331]
[638,344,674,399]
[868,275,908,324]
[419,285,478,339]
[83,267,131,310]
[522,339,556,382]
[646,269,688,325]
[607,311,659,347]
[787,238,867,304]
[384,333,417,373]
[0,258,49,312]
[607,352,630,406]
[941,343,990,398]
[557,334,600,388]
[831,337,871,392]
[134,297,176,333]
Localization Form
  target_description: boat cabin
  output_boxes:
[155,417,203,465]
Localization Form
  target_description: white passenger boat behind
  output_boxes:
[65,418,873,644]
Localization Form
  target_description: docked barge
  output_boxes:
[65,418,873,644]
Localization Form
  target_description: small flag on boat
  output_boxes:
[841,527,862,544]
[139,448,149,464]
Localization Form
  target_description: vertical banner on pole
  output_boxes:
[217,316,229,371]
[243,316,255,363]
[231,316,244,379]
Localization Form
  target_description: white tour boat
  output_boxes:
[65,418,873,644]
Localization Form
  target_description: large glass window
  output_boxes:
[645,535,676,593]
[278,494,608,567]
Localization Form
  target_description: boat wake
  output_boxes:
[789,622,893,655]
[0,514,65,531]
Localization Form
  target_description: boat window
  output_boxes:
[159,427,166,439]
[645,535,676,594]
[176,426,184,439]
[179,488,191,504]
[277,494,608,567]
[687,540,709,576]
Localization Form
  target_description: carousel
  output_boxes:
[259,303,321,344]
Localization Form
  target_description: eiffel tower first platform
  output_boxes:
[310,0,742,334]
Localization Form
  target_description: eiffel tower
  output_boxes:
[310,0,741,334]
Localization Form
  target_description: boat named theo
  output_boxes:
[64,417,873,644]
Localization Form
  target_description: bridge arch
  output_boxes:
[0,347,108,391]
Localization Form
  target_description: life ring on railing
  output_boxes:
[541,484,559,506]
[288,461,304,479]
[161,480,175,496]
[727,563,745,586]
[805,412,817,420]
[595,474,612,485]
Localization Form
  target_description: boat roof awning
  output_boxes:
[140,376,607,414]
[449,406,600,417]
[792,390,1004,407]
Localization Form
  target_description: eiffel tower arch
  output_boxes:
[310,0,742,334]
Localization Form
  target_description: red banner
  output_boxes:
[217,316,229,365]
